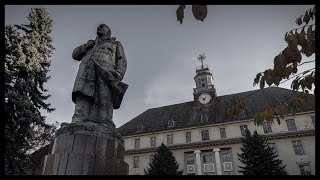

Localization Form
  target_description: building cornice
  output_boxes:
[124,129,315,155]
[122,111,315,138]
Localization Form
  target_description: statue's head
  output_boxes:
[97,24,111,37]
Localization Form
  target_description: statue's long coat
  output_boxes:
[72,37,128,109]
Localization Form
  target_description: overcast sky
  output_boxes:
[5,5,315,128]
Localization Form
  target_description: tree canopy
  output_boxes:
[144,143,183,175]
[237,129,288,175]
[5,8,56,175]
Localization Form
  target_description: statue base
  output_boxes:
[42,122,128,175]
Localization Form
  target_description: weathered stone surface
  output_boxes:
[57,153,69,175]
[42,124,128,175]
[71,24,128,125]
[116,143,125,160]
[65,153,83,175]
[81,154,95,175]
[42,24,128,175]
[116,159,129,175]
[43,155,55,175]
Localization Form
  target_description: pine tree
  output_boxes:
[144,143,183,175]
[237,129,288,175]
[5,8,55,175]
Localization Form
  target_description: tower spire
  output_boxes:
[197,53,206,69]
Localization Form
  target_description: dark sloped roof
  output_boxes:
[117,87,315,136]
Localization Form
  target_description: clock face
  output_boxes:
[198,93,212,104]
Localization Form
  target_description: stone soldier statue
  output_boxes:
[71,24,128,128]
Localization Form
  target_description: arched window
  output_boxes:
[240,109,246,118]
[168,119,175,128]
[136,125,143,132]
[201,114,208,123]
[201,78,206,87]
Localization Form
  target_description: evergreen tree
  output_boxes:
[5,8,55,175]
[144,143,183,175]
[237,129,288,175]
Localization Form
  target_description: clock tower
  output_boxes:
[193,54,217,107]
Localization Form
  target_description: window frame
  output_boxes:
[286,119,297,131]
[134,139,140,149]
[150,136,156,147]
[133,156,139,168]
[311,116,315,127]
[220,128,227,139]
[292,140,305,155]
[240,125,248,136]
[186,132,191,143]
[201,114,208,123]
[167,134,173,145]
[262,122,273,134]
[268,143,279,156]
[168,119,175,128]
[201,129,210,141]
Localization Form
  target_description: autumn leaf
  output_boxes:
[303,11,310,24]
[291,79,299,91]
[253,72,262,86]
[192,5,207,22]
[296,16,302,26]
[176,5,185,24]
[297,28,307,46]
[260,76,265,89]
[307,25,313,41]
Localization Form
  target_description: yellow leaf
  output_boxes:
[303,11,310,24]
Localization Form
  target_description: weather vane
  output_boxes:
[197,53,206,69]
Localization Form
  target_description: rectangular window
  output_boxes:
[186,153,195,165]
[262,122,273,134]
[186,132,191,143]
[133,156,139,168]
[134,139,140,149]
[201,130,210,141]
[149,155,154,163]
[202,151,214,163]
[292,140,305,155]
[268,143,278,156]
[240,125,248,136]
[286,119,297,131]
[220,128,226,139]
[299,164,311,175]
[167,134,173,145]
[150,137,156,147]
[311,116,315,127]
[221,149,232,162]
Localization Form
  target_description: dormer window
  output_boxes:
[168,119,175,128]
[136,125,143,132]
[200,114,208,123]
[240,109,246,118]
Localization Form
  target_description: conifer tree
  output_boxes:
[5,8,55,175]
[144,143,183,175]
[237,129,288,175]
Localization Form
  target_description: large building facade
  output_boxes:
[117,63,315,175]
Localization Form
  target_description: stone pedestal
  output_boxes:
[42,122,128,175]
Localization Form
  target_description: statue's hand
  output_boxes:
[85,40,95,50]
[110,70,122,81]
